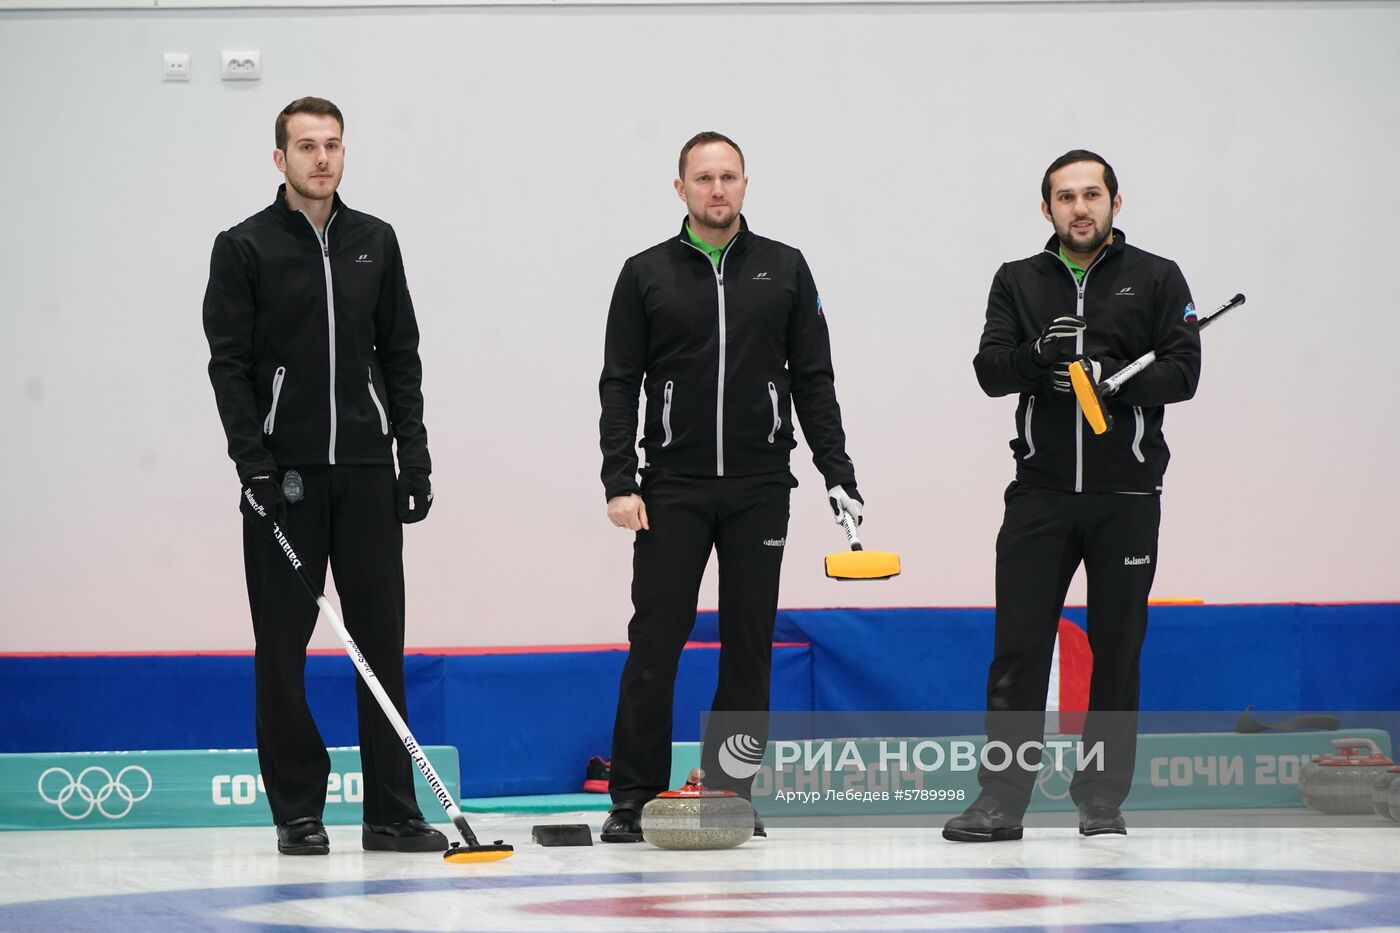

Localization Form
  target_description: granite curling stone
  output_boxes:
[1299,737,1394,815]
[640,769,754,850]
[1366,767,1400,818]
[1374,766,1400,821]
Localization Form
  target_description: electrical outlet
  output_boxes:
[221,50,262,81]
[162,52,191,82]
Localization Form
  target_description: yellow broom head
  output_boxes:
[825,550,901,581]
[443,843,515,863]
[1069,359,1112,435]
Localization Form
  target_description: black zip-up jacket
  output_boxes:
[973,230,1201,494]
[204,186,430,482]
[599,217,858,500]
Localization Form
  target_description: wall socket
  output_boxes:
[162,52,191,82]
[221,50,262,81]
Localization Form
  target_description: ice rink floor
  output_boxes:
[2,811,1399,932]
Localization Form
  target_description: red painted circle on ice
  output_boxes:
[518,889,1074,919]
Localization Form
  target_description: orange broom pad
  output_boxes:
[824,548,901,581]
[1069,359,1112,435]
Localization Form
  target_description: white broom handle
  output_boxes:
[841,509,864,551]
[1103,350,1156,394]
[267,521,485,847]
[313,594,468,829]
[1102,294,1245,394]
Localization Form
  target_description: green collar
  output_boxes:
[1058,245,1087,284]
[685,224,728,267]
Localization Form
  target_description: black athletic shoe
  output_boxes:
[941,795,1024,842]
[753,813,767,838]
[583,756,611,794]
[277,816,329,855]
[362,817,449,852]
[1078,801,1127,836]
[600,807,644,843]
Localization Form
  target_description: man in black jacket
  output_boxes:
[944,150,1201,842]
[598,132,863,841]
[203,97,444,856]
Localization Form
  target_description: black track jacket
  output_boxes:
[204,186,430,483]
[974,230,1201,494]
[599,217,858,501]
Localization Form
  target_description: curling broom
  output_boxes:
[824,509,901,581]
[266,520,514,863]
[1070,292,1246,435]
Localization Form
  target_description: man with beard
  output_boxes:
[598,132,864,842]
[944,150,1201,842]
[203,97,444,856]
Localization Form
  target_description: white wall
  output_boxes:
[1,2,1397,652]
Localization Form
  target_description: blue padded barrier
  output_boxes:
[2,604,1395,799]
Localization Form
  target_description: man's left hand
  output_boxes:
[396,469,433,524]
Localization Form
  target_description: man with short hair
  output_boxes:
[598,132,865,841]
[944,150,1202,842]
[203,97,444,856]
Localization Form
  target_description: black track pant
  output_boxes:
[242,464,421,825]
[978,482,1160,816]
[609,471,793,808]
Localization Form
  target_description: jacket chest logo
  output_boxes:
[1115,286,1135,296]
[752,271,771,281]
[354,254,373,264]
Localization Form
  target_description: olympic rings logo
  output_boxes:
[1035,759,1075,801]
[37,766,153,820]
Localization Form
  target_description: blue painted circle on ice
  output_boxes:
[1,867,1398,932]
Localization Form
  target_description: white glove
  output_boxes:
[1051,358,1101,394]
[828,485,863,526]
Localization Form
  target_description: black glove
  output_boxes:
[1032,316,1087,365]
[240,472,286,529]
[396,468,433,524]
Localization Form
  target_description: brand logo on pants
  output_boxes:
[718,733,766,780]
[1124,555,1152,566]
[762,538,786,547]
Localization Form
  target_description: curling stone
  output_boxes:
[640,769,754,850]
[1298,737,1394,815]
[1375,766,1400,821]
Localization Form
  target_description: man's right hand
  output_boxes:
[1032,315,1087,364]
[606,494,649,532]
[240,472,286,530]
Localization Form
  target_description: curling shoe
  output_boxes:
[1078,801,1127,836]
[600,806,644,843]
[277,816,329,855]
[583,756,611,794]
[753,813,767,838]
[941,795,1024,842]
[363,817,449,852]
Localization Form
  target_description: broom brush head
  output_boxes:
[825,547,901,581]
[1069,358,1113,435]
